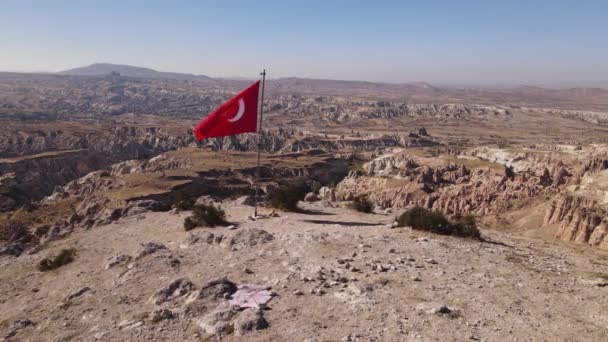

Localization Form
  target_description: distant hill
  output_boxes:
[59,63,213,81]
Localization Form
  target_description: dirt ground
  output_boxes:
[2,201,608,342]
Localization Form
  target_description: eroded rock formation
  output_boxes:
[544,195,608,248]
[336,148,576,216]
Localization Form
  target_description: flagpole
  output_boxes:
[254,69,266,217]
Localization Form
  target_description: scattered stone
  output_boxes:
[222,228,274,249]
[235,195,257,206]
[0,242,24,257]
[135,242,167,259]
[4,319,34,339]
[426,258,438,264]
[227,225,237,230]
[310,288,325,296]
[105,254,132,270]
[391,221,399,228]
[244,268,254,274]
[388,248,397,253]
[318,187,336,201]
[64,286,93,302]
[304,192,319,202]
[293,290,304,295]
[430,305,453,315]
[234,308,269,336]
[150,308,176,323]
[118,319,143,330]
[150,278,194,304]
[93,331,109,340]
[197,278,238,300]
[197,302,240,335]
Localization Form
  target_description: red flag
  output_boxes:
[194,80,260,141]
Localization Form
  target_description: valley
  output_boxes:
[1,69,608,341]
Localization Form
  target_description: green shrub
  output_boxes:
[183,204,227,231]
[269,184,309,212]
[396,207,450,232]
[349,196,374,213]
[38,249,75,272]
[396,207,480,239]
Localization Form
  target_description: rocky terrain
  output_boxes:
[2,201,608,341]
[2,68,608,341]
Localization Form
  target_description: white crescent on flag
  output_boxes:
[228,98,246,122]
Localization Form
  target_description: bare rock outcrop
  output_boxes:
[336,149,566,216]
[544,195,608,248]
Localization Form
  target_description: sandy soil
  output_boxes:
[2,201,608,341]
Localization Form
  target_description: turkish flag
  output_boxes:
[194,80,260,141]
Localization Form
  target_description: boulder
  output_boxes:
[135,242,167,259]
[197,302,240,335]
[104,254,132,270]
[150,278,194,305]
[234,309,269,336]
[304,192,319,202]
[149,308,176,323]
[190,278,238,301]
[4,319,34,339]
[318,187,336,202]
[235,196,257,206]
[0,242,24,257]
[64,286,93,302]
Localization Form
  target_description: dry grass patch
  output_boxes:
[184,204,227,230]
[38,249,75,272]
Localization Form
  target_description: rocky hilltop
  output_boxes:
[2,197,608,341]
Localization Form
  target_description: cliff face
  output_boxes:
[0,126,195,158]
[544,195,608,248]
[0,151,112,211]
[0,126,197,211]
[336,148,574,216]
[265,98,512,123]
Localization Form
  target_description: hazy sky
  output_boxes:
[1,0,607,86]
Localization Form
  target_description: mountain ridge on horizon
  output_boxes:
[59,63,214,81]
[3,62,606,92]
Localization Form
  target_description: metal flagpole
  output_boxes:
[254,69,266,217]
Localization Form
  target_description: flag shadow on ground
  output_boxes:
[301,219,384,227]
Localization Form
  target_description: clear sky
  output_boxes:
[1,0,607,87]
